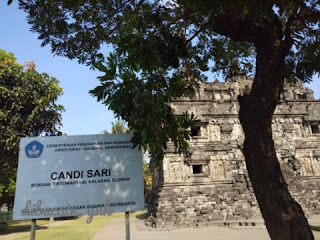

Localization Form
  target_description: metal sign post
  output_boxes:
[125,212,130,240]
[30,219,36,240]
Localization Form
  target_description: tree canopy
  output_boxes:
[102,119,129,134]
[0,49,64,208]
[14,0,320,239]
[102,119,152,200]
[17,0,320,160]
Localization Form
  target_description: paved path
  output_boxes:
[91,218,271,240]
[91,218,320,240]
[1,218,319,240]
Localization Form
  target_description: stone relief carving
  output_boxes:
[212,161,226,180]
[150,77,320,226]
[189,151,207,161]
[231,82,240,99]
[213,91,221,101]
[209,124,221,141]
[209,118,242,142]
[230,124,243,141]
[272,122,283,137]
[311,151,320,175]
[228,102,238,113]
[200,125,208,138]
[299,154,320,176]
[220,124,233,133]
[170,162,182,181]
[312,157,320,175]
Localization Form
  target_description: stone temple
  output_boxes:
[147,75,320,228]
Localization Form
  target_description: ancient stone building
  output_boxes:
[147,75,320,228]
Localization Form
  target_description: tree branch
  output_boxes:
[283,14,296,53]
[290,0,320,15]
[209,13,258,43]
[186,21,212,45]
[284,11,320,51]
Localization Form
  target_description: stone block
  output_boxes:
[148,79,320,227]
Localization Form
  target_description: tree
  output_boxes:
[102,119,152,199]
[0,49,64,208]
[143,151,152,201]
[15,1,320,239]
[102,119,129,134]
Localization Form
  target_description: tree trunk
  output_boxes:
[238,18,314,240]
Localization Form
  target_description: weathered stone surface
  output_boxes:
[147,76,320,228]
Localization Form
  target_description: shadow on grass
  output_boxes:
[135,212,147,220]
[0,223,49,235]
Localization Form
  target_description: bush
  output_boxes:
[0,211,12,223]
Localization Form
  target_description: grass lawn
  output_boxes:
[0,219,50,235]
[14,211,146,240]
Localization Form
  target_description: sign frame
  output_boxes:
[13,134,144,221]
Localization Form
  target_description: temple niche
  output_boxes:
[147,75,320,228]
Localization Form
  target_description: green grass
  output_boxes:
[0,219,50,235]
[14,211,146,240]
[0,210,13,222]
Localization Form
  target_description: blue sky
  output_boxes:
[0,2,116,135]
[0,2,319,136]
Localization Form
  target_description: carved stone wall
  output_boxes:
[147,76,320,227]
